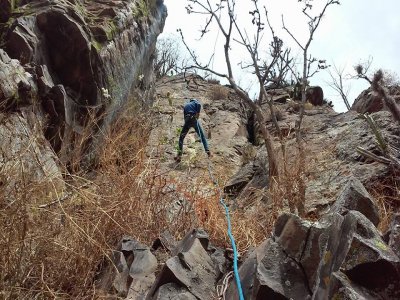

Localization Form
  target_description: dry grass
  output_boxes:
[208,85,229,100]
[207,78,220,84]
[2,97,398,299]
[370,174,400,232]
[0,102,276,299]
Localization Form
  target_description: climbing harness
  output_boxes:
[195,120,245,300]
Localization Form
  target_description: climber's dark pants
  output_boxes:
[178,114,209,155]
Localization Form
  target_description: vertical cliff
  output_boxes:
[1,0,167,160]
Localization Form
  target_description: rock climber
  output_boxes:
[175,98,211,162]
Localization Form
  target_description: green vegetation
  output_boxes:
[133,0,156,20]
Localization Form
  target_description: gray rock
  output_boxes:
[127,273,156,300]
[226,239,310,300]
[328,272,383,300]
[112,251,130,296]
[209,245,227,277]
[274,213,311,261]
[225,249,257,299]
[129,249,158,278]
[313,210,400,299]
[255,239,310,299]
[152,231,177,252]
[166,238,218,299]
[224,162,256,197]
[148,233,218,300]
[342,211,400,299]
[171,228,209,256]
[329,177,380,226]
[153,283,196,300]
[97,237,158,299]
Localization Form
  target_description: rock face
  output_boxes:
[0,108,64,201]
[98,180,399,300]
[352,85,400,113]
[329,177,380,226]
[306,86,324,106]
[1,0,167,158]
[149,74,254,187]
[225,179,400,300]
[152,76,399,216]
[1,0,166,198]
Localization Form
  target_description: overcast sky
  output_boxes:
[160,0,400,112]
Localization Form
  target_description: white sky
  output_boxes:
[160,0,400,112]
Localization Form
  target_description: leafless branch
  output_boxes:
[326,63,351,110]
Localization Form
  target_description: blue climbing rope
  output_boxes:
[219,195,245,300]
[194,119,245,300]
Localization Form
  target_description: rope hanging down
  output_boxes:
[195,120,245,300]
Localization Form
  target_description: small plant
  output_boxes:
[304,102,314,110]
[175,127,182,137]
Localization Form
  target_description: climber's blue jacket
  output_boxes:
[183,99,201,116]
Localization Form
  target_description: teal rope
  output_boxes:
[196,119,244,300]
[219,196,245,300]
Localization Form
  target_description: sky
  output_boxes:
[159,0,400,112]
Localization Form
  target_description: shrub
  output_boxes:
[208,85,228,100]
[207,78,220,84]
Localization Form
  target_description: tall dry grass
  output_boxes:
[0,103,278,299]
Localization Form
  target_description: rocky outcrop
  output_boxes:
[0,107,64,201]
[98,179,399,299]
[149,74,253,185]
[352,85,400,114]
[306,86,324,106]
[96,236,158,298]
[152,76,399,215]
[97,229,228,299]
[225,180,400,300]
[1,0,167,158]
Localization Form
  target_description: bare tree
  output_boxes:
[327,64,351,111]
[181,0,296,179]
[281,0,339,216]
[154,35,191,79]
[181,0,337,216]
[282,0,339,130]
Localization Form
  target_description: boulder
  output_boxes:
[111,251,131,296]
[226,239,310,299]
[273,213,311,261]
[152,231,178,252]
[225,179,399,300]
[329,177,380,226]
[306,86,324,106]
[341,211,400,299]
[328,272,383,299]
[96,237,158,298]
[148,229,219,299]
[352,86,400,114]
